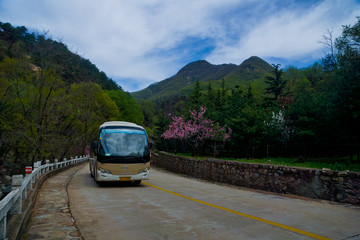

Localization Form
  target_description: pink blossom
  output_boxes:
[162,106,231,143]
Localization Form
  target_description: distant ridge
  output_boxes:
[131,56,273,103]
[225,56,273,81]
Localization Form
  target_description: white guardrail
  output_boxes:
[0,156,89,239]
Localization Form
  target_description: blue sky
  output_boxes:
[0,0,359,92]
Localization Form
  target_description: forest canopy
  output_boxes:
[1,16,360,174]
[154,17,360,162]
[0,22,145,173]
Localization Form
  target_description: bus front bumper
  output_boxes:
[96,169,150,182]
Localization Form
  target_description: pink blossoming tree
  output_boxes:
[162,107,231,156]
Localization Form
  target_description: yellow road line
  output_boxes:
[143,182,331,240]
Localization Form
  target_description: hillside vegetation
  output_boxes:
[148,17,360,164]
[132,56,272,103]
[1,16,359,173]
[0,22,144,173]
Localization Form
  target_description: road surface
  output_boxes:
[68,164,360,240]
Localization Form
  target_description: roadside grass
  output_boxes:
[175,153,360,172]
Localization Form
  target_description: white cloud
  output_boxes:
[0,0,360,91]
[207,0,360,65]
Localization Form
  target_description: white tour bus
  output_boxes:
[90,121,150,184]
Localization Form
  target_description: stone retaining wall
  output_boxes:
[151,152,360,204]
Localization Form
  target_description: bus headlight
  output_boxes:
[138,167,150,174]
[98,168,112,174]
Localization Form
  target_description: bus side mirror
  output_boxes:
[92,141,98,156]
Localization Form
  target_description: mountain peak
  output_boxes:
[131,56,272,103]
[240,56,273,71]
[222,56,273,83]
[178,60,212,74]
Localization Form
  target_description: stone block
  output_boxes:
[320,176,331,181]
[338,171,348,177]
[333,177,344,182]
[12,174,23,187]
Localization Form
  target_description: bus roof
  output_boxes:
[99,121,145,131]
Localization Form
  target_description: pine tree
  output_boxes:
[265,64,286,107]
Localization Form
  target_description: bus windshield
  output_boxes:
[99,128,149,157]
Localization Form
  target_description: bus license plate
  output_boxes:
[120,177,131,181]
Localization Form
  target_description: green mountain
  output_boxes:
[0,22,142,169]
[132,56,273,103]
[132,60,237,102]
[224,56,273,84]
[0,21,119,90]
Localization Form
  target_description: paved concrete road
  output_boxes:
[68,164,360,240]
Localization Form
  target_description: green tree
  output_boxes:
[286,79,320,157]
[0,21,138,174]
[106,89,144,125]
[224,87,266,158]
[211,79,229,124]
[204,81,216,110]
[138,99,156,128]
[265,64,286,107]
[187,80,202,111]
[331,17,360,161]
[69,83,118,156]
[153,110,171,151]
[0,56,70,165]
[0,57,19,164]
